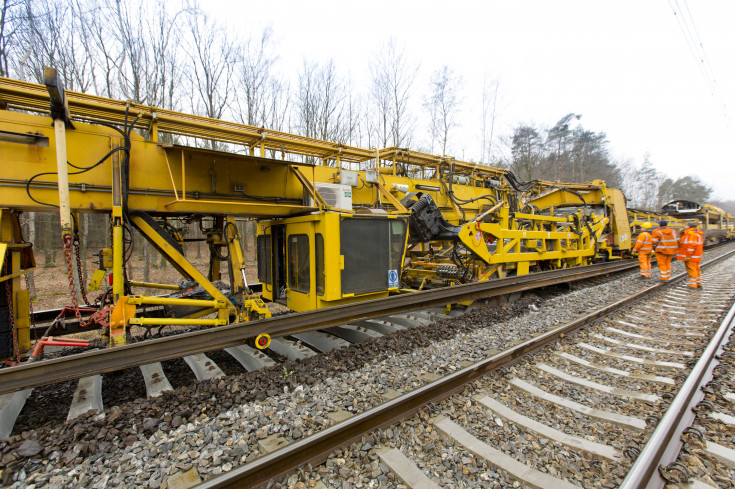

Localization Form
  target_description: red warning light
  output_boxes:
[254,334,271,350]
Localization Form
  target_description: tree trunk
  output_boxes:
[238,219,246,254]
[26,213,37,300]
[43,215,53,266]
[143,239,150,282]
[245,220,256,265]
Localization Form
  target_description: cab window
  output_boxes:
[288,234,310,293]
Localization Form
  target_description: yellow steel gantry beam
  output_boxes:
[0,77,376,164]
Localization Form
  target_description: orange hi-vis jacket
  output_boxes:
[652,227,679,255]
[633,232,653,253]
[677,228,703,262]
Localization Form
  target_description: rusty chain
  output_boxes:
[62,235,88,327]
[63,235,111,330]
[2,260,21,363]
[73,234,91,306]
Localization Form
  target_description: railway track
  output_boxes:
[0,259,640,397]
[0,248,732,487]
[1,306,465,439]
[0,258,642,442]
[194,250,735,489]
[0,259,643,438]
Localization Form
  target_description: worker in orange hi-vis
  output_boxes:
[633,222,654,278]
[676,221,704,288]
[693,226,704,288]
[651,220,679,281]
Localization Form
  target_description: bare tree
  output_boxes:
[0,0,25,77]
[369,38,418,148]
[146,2,187,111]
[186,10,237,149]
[263,77,289,132]
[615,156,637,199]
[481,74,502,164]
[111,0,148,102]
[108,0,187,108]
[231,27,291,156]
[293,59,345,147]
[425,65,463,155]
[187,11,236,119]
[234,27,276,126]
[16,0,94,91]
[342,75,365,148]
[81,0,120,98]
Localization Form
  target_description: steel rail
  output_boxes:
[196,249,735,489]
[0,260,638,395]
[619,290,735,488]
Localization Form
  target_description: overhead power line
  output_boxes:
[667,0,731,125]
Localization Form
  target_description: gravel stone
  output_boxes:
[14,440,42,458]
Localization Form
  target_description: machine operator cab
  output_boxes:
[256,212,408,312]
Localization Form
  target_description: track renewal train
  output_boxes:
[0,70,732,362]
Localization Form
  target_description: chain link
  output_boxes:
[73,234,91,305]
[63,235,110,330]
[63,235,87,327]
[2,260,21,362]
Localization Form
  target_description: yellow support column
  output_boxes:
[111,150,125,301]
[44,68,74,237]
[112,223,124,299]
[225,217,247,294]
[110,143,126,346]
[12,252,30,354]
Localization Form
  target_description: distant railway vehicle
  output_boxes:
[662,200,734,245]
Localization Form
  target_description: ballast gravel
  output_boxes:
[665,308,735,488]
[1,246,734,488]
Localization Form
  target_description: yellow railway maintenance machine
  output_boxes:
[0,70,646,362]
[0,70,413,360]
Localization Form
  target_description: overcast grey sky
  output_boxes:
[211,0,734,200]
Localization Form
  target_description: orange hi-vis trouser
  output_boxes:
[655,252,674,281]
[683,261,702,287]
[684,261,699,287]
[638,252,652,278]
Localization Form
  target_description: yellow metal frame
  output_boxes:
[0,210,32,358]
[459,207,608,269]
[124,215,235,329]
[128,281,181,291]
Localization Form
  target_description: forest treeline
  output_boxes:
[0,0,729,214]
